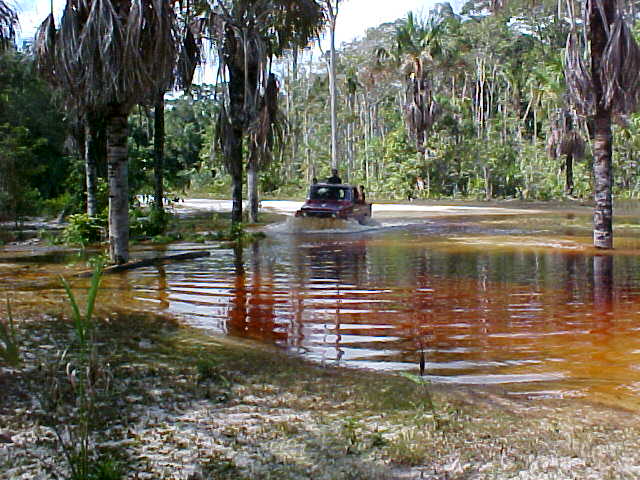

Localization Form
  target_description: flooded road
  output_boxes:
[4,200,640,408]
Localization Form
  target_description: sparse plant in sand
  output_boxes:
[38,261,122,480]
[0,298,20,367]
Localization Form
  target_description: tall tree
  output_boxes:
[396,12,443,195]
[36,0,179,264]
[323,0,341,171]
[202,0,324,224]
[565,0,640,249]
[247,73,283,222]
[153,14,200,217]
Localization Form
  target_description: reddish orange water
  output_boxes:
[5,208,640,408]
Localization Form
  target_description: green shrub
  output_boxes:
[129,208,169,239]
[41,193,74,218]
[61,214,106,247]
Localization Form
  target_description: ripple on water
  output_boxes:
[8,207,640,408]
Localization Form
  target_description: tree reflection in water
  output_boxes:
[593,255,613,314]
[83,215,640,406]
[227,242,283,343]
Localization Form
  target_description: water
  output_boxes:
[5,201,640,407]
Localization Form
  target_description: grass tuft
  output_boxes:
[0,297,20,366]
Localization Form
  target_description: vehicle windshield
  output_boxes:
[309,185,352,201]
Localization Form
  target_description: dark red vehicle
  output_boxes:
[295,183,372,224]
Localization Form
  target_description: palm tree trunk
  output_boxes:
[153,93,165,214]
[593,114,613,248]
[483,165,492,200]
[85,123,98,217]
[565,153,574,196]
[227,50,245,225]
[106,107,130,265]
[247,159,259,223]
[230,156,243,224]
[591,0,614,249]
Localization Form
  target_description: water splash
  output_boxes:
[266,216,382,235]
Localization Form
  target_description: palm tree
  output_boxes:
[247,73,283,223]
[396,12,449,156]
[153,16,201,218]
[203,0,324,224]
[565,0,640,249]
[395,11,448,197]
[546,108,585,196]
[0,1,17,50]
[35,0,179,264]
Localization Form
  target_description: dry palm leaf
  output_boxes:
[36,0,178,115]
[34,13,58,83]
[0,0,17,50]
[601,16,640,114]
[564,31,595,116]
[565,0,640,118]
[176,21,201,91]
[547,109,586,160]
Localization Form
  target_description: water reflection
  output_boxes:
[227,243,283,343]
[127,227,640,408]
[593,255,613,312]
[7,212,640,406]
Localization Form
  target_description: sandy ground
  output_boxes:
[3,311,640,480]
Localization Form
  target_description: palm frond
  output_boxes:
[0,0,17,50]
[36,0,179,115]
[547,108,586,160]
[564,31,595,116]
[248,73,284,169]
[34,13,58,83]
[601,16,640,114]
[176,21,201,91]
[565,1,640,118]
[403,68,440,151]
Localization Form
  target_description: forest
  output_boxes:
[6,2,640,479]
[1,0,640,257]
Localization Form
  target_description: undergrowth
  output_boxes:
[0,298,20,367]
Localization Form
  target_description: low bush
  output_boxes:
[129,208,169,239]
[60,214,106,247]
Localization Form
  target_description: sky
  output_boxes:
[14,0,454,46]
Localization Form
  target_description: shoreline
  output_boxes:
[3,200,640,478]
[3,310,640,479]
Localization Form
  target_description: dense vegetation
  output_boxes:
[2,0,640,245]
